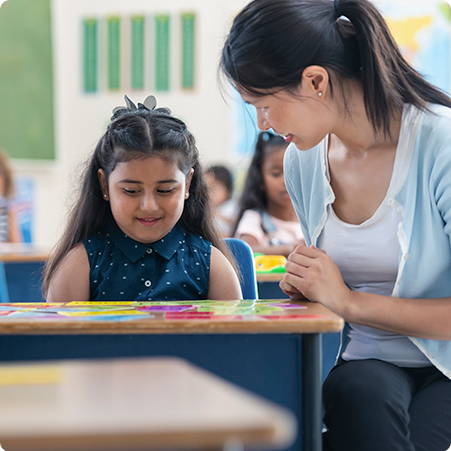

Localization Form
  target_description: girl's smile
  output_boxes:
[99,156,192,244]
[136,217,162,225]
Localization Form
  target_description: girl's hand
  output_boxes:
[282,244,351,315]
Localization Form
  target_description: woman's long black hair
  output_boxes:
[220,0,451,136]
[232,131,287,236]
[43,104,229,294]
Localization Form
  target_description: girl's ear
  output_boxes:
[97,169,109,201]
[185,168,194,199]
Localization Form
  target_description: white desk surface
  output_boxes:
[0,357,296,451]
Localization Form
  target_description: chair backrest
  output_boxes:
[225,238,258,300]
[0,262,10,302]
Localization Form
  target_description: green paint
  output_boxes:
[438,2,451,23]
[0,0,55,160]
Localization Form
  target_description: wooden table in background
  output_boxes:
[0,243,48,263]
[0,357,295,451]
[0,244,48,302]
[0,299,343,451]
[257,272,289,300]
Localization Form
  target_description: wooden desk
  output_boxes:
[0,243,48,263]
[0,244,48,302]
[0,300,344,451]
[257,272,289,302]
[256,272,284,283]
[0,357,295,451]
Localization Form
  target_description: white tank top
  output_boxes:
[318,147,430,367]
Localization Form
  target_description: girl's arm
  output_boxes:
[7,209,22,243]
[208,246,242,300]
[46,244,90,302]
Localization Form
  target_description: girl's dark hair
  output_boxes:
[232,131,287,236]
[205,164,234,199]
[0,151,14,198]
[43,105,230,294]
[220,0,451,136]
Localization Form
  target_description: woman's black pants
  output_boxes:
[322,359,451,451]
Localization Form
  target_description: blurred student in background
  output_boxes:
[0,151,21,243]
[232,131,303,256]
[204,164,237,237]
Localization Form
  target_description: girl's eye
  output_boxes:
[157,188,175,194]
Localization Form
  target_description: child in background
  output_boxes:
[43,95,242,302]
[204,165,237,237]
[233,131,303,256]
[0,151,21,243]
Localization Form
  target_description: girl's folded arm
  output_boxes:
[208,246,242,300]
[46,244,90,302]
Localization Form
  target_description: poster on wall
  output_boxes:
[82,12,197,94]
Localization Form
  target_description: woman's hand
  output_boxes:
[280,244,352,315]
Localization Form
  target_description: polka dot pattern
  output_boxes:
[84,223,212,301]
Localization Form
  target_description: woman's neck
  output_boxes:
[331,80,402,154]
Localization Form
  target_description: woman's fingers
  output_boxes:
[285,260,308,277]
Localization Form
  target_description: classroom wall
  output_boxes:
[6,0,450,247]
[12,0,249,246]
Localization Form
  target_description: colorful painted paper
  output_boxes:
[0,300,311,322]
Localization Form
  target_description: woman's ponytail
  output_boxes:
[336,0,451,135]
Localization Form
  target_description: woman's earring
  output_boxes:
[103,193,109,201]
[317,92,323,97]
[185,192,190,200]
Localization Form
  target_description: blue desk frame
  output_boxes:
[0,332,325,451]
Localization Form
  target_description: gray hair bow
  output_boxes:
[111,94,157,120]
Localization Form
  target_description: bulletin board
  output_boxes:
[0,0,55,160]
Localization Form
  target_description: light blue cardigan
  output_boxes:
[284,104,451,379]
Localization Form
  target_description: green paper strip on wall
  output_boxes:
[131,16,145,90]
[155,14,170,91]
[83,18,98,93]
[181,13,196,89]
[107,17,121,90]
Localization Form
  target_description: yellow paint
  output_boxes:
[254,255,287,272]
[58,310,147,316]
[0,365,61,385]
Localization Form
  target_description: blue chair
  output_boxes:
[0,262,10,302]
[225,238,258,300]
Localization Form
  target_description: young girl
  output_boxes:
[221,0,451,450]
[43,96,242,302]
[204,164,237,237]
[233,131,303,256]
[0,151,21,243]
